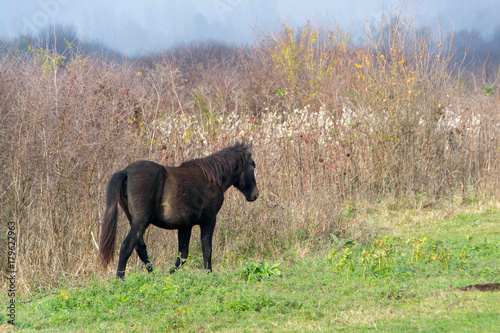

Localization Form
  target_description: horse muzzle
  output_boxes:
[247,190,259,202]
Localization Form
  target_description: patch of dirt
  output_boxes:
[0,323,15,333]
[456,283,500,292]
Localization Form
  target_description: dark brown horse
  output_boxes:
[99,142,259,279]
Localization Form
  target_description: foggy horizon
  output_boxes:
[1,0,499,55]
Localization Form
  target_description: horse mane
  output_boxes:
[181,142,249,187]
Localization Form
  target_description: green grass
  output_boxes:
[3,202,500,332]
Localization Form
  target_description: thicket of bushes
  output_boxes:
[1,14,499,292]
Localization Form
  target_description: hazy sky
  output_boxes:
[1,0,499,54]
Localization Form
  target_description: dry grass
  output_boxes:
[1,13,499,293]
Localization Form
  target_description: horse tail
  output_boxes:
[99,170,126,268]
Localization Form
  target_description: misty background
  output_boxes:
[1,0,499,55]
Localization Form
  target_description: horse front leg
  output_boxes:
[200,218,216,272]
[170,226,192,273]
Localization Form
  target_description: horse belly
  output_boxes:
[155,200,197,229]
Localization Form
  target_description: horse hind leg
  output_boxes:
[116,223,149,279]
[135,238,153,273]
[116,231,135,279]
[120,198,153,274]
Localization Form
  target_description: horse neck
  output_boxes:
[189,154,243,192]
[220,172,241,193]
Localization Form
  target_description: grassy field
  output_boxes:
[3,200,499,332]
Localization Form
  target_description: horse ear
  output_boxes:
[246,141,253,154]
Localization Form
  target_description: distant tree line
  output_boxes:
[0,23,123,61]
[1,22,499,78]
[450,27,500,80]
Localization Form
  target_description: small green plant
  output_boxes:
[162,277,179,293]
[360,249,372,279]
[372,236,396,268]
[177,305,191,328]
[367,237,397,278]
[327,235,458,279]
[428,240,452,269]
[276,88,288,97]
[408,236,427,263]
[193,90,210,113]
[484,86,496,96]
[333,247,355,280]
[241,260,281,282]
[29,45,66,74]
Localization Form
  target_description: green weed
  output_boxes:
[240,259,282,282]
